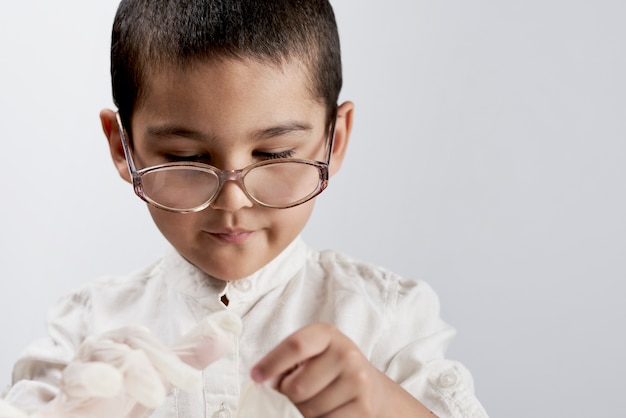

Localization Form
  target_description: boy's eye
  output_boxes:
[160,149,296,165]
[164,153,210,163]
[255,149,296,160]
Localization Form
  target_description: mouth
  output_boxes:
[207,230,255,244]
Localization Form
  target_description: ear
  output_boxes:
[100,109,132,184]
[329,100,354,177]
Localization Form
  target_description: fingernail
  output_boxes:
[250,367,264,382]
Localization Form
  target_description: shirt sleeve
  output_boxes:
[1,290,88,413]
[373,275,489,418]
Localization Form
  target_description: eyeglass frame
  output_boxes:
[115,109,338,212]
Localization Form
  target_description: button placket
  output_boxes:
[232,278,252,292]
[226,279,255,308]
[212,403,232,418]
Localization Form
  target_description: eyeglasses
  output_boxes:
[115,111,337,212]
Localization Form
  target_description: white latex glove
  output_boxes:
[236,379,303,418]
[0,310,241,418]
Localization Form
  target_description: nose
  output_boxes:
[209,178,254,212]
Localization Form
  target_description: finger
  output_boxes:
[300,367,392,418]
[277,342,344,403]
[171,310,242,369]
[251,323,335,384]
[314,399,361,418]
[294,373,361,417]
[278,329,366,404]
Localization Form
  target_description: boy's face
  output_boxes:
[102,58,353,281]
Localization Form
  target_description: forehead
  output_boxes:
[132,57,324,129]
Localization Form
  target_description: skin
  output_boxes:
[101,58,350,281]
[100,58,434,417]
[251,324,436,417]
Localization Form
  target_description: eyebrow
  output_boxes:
[251,122,314,140]
[145,121,314,142]
[145,125,214,142]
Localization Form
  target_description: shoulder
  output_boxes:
[298,245,451,364]
[312,246,397,282]
[307,246,440,311]
[43,255,174,337]
[59,256,165,308]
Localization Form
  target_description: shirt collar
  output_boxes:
[163,236,308,307]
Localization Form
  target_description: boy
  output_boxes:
[2,1,487,417]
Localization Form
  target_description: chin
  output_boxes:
[201,262,258,281]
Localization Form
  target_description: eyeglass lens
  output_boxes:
[139,161,323,210]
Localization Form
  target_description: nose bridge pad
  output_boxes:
[219,169,246,190]
[212,168,252,206]
[220,169,244,182]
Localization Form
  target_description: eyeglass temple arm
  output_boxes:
[115,112,139,176]
[325,107,339,168]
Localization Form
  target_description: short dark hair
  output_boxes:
[110,0,342,127]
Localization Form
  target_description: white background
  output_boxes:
[1,1,625,417]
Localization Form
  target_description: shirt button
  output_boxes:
[233,278,252,292]
[437,369,460,389]
[212,404,232,418]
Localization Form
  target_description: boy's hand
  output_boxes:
[250,323,434,418]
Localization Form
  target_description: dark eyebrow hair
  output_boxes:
[145,121,314,142]
[145,125,214,142]
[252,122,314,140]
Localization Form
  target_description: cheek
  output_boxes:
[269,200,316,237]
[147,206,196,240]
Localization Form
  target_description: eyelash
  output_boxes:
[164,154,209,163]
[164,149,296,163]
[255,149,296,160]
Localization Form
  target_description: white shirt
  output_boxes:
[3,238,487,417]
